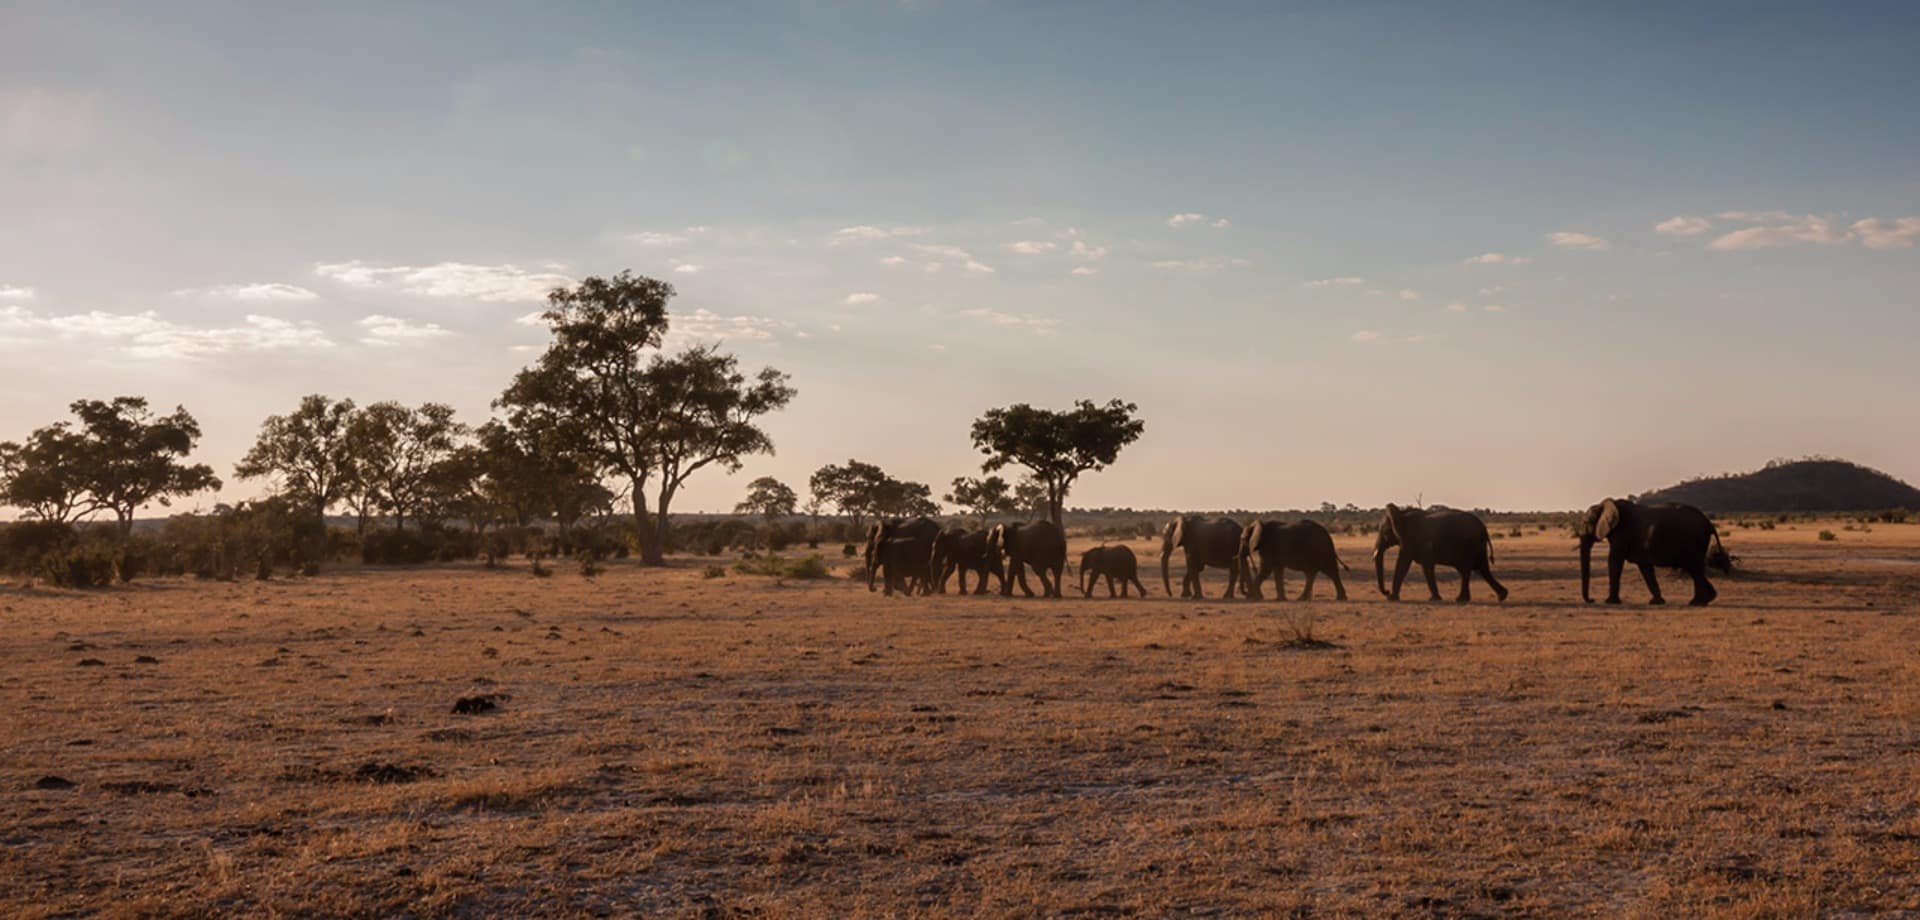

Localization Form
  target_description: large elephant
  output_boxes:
[1373,504,1508,604]
[1161,516,1243,598]
[1078,545,1148,598]
[928,527,1004,595]
[1239,520,1350,601]
[1578,498,1730,606]
[864,517,941,597]
[988,520,1067,598]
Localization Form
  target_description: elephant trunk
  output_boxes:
[1161,522,1176,596]
[1579,536,1596,603]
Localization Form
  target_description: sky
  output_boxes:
[3,1,1919,515]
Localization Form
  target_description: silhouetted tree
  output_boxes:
[810,460,936,526]
[946,475,1016,527]
[51,398,221,536]
[345,401,465,532]
[969,399,1144,528]
[234,395,357,525]
[0,424,90,524]
[736,476,799,523]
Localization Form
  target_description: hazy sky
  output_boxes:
[4,2,1919,514]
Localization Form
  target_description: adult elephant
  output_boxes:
[1373,504,1508,604]
[864,517,941,597]
[928,527,1004,595]
[1161,516,1243,598]
[1078,545,1148,598]
[1239,520,1350,601]
[1578,498,1731,606]
[988,520,1067,598]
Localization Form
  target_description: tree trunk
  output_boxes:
[633,484,664,565]
[649,483,679,567]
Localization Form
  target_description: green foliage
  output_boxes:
[946,475,1017,524]
[701,564,727,579]
[360,528,436,565]
[810,460,938,526]
[734,476,799,521]
[1818,530,1837,542]
[234,395,357,518]
[969,399,1144,526]
[0,397,219,534]
[344,401,465,531]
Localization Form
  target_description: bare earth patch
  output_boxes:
[3,524,1920,916]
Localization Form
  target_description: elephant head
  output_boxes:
[987,522,1013,559]
[1372,504,1408,596]
[1578,499,1628,603]
[1161,518,1185,596]
[1078,547,1100,597]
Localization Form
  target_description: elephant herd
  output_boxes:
[863,498,1733,606]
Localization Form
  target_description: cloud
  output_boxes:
[1464,252,1531,265]
[830,225,928,245]
[0,285,34,302]
[0,306,333,359]
[1350,330,1382,344]
[620,228,705,248]
[672,263,701,274]
[358,314,451,346]
[1706,214,1846,251]
[1005,240,1057,255]
[1153,258,1248,272]
[1655,215,1712,237]
[1168,213,1231,229]
[1305,276,1365,288]
[1547,231,1610,251]
[315,260,573,303]
[959,308,1058,335]
[844,292,880,305]
[670,308,793,342]
[879,255,908,266]
[1446,302,1468,313]
[1069,240,1107,260]
[1483,304,1507,313]
[911,243,995,274]
[1398,289,1421,301]
[1851,217,1920,250]
[514,311,547,327]
[175,282,320,302]
[1071,266,1099,276]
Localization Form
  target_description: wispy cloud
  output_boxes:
[1707,214,1846,251]
[1850,217,1920,250]
[1305,276,1365,288]
[830,225,928,245]
[911,243,995,274]
[1350,330,1382,344]
[315,261,573,303]
[1398,288,1421,301]
[1547,231,1610,251]
[358,314,451,346]
[1069,240,1107,260]
[174,282,320,302]
[1005,240,1057,255]
[671,263,701,274]
[0,306,333,359]
[670,308,795,342]
[0,285,35,302]
[1167,212,1230,229]
[960,308,1058,334]
[1655,215,1712,237]
[619,227,707,248]
[879,255,909,266]
[1070,266,1099,277]
[1152,257,1248,271]
[1464,252,1530,265]
[844,292,880,305]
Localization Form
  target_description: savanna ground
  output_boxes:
[5,520,1920,918]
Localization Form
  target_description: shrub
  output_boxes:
[1818,530,1837,542]
[785,554,831,579]
[733,553,833,579]
[361,528,434,565]
[0,520,78,581]
[701,564,727,579]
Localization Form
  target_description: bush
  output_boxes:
[701,564,727,579]
[733,553,833,579]
[0,520,78,581]
[1818,530,1837,542]
[361,528,435,565]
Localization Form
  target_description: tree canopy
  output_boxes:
[0,397,220,535]
[969,398,1144,528]
[736,476,799,522]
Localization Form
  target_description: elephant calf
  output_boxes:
[1078,545,1148,598]
[1239,520,1349,601]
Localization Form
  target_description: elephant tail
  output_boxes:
[1707,524,1733,575]
[1334,552,1352,572]
[1484,538,1496,567]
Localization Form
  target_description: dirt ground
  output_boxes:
[4,520,1920,918]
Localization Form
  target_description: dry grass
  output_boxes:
[5,522,1920,916]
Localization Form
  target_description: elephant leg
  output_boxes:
[1455,565,1472,604]
[1187,562,1204,599]
[1330,565,1348,601]
[1606,551,1626,604]
[1244,560,1264,600]
[1018,562,1037,597]
[1687,564,1717,606]
[1106,574,1117,597]
[1639,563,1665,605]
[1477,561,1508,602]
[1000,562,1017,597]
[1277,565,1291,602]
[1422,562,1442,602]
[1298,568,1315,602]
[1390,554,1413,601]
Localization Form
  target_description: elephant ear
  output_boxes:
[1595,499,1622,541]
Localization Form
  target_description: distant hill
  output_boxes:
[1634,458,1920,513]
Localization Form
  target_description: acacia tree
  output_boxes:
[810,460,936,527]
[1013,476,1051,520]
[0,424,91,523]
[946,475,1017,527]
[345,401,465,531]
[69,398,221,536]
[735,476,798,523]
[969,399,1145,529]
[499,272,795,564]
[234,395,357,524]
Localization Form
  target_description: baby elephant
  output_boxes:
[1079,545,1149,598]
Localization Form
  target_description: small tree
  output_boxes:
[234,395,357,525]
[0,424,91,523]
[1013,476,1051,520]
[809,460,892,531]
[872,477,939,518]
[946,475,1016,528]
[345,402,465,532]
[735,476,799,524]
[969,398,1144,529]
